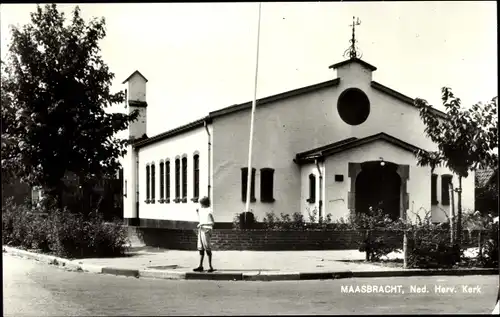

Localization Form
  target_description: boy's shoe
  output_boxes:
[207,268,215,273]
[193,267,204,272]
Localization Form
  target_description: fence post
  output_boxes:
[478,230,483,260]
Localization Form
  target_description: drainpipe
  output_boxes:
[135,148,140,222]
[204,120,211,203]
[315,159,323,221]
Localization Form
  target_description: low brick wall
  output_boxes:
[127,225,494,251]
[128,227,405,251]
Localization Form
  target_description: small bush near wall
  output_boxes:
[2,198,130,258]
[233,211,257,230]
[406,227,460,269]
[476,223,499,268]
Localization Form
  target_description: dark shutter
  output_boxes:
[441,174,452,206]
[182,157,187,201]
[151,164,156,202]
[241,167,256,202]
[308,174,316,203]
[175,159,180,200]
[260,168,275,202]
[431,174,438,205]
[159,162,165,200]
[193,155,200,199]
[146,165,150,201]
[166,161,170,201]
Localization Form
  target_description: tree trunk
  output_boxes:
[449,182,455,244]
[457,176,463,246]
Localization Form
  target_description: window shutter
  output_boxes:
[441,175,452,206]
[308,174,316,203]
[182,157,187,200]
[175,159,180,199]
[151,164,156,201]
[160,162,165,200]
[166,161,170,201]
[241,168,256,202]
[241,168,247,202]
[260,168,275,202]
[431,174,437,205]
[193,155,200,199]
[146,165,150,200]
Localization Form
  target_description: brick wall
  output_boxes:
[129,227,405,251]
[127,226,492,251]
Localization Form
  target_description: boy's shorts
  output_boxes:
[197,227,212,251]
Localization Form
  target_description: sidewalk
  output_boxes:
[77,246,393,272]
[4,244,497,281]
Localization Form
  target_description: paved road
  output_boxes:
[3,253,498,316]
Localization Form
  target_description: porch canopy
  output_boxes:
[293,132,425,164]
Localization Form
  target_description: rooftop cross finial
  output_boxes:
[343,16,362,59]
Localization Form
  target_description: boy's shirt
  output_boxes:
[197,208,214,229]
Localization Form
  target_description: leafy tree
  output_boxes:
[414,87,498,246]
[1,4,138,209]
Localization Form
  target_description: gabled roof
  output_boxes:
[122,70,149,84]
[134,117,211,149]
[133,78,341,149]
[371,81,447,119]
[131,71,447,149]
[328,58,377,71]
[294,132,425,164]
[209,78,341,118]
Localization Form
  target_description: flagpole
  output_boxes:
[245,2,262,215]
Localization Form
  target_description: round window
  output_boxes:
[337,88,370,125]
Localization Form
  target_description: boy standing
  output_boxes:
[193,196,215,272]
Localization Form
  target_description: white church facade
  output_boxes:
[120,56,475,229]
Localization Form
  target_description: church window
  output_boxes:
[337,88,370,125]
[159,162,165,202]
[166,160,171,203]
[182,156,188,203]
[193,154,200,202]
[175,158,180,202]
[151,163,156,203]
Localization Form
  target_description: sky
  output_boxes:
[1,2,497,138]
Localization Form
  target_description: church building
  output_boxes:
[120,32,475,230]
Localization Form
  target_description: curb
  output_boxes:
[4,246,498,281]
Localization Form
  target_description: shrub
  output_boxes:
[232,213,241,230]
[47,209,130,258]
[477,223,498,268]
[350,207,400,261]
[233,211,257,229]
[406,225,461,269]
[2,198,50,251]
[85,214,130,257]
[263,211,280,230]
[2,199,130,258]
[290,211,305,230]
[46,208,87,258]
[307,207,318,223]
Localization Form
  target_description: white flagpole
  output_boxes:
[245,2,262,215]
